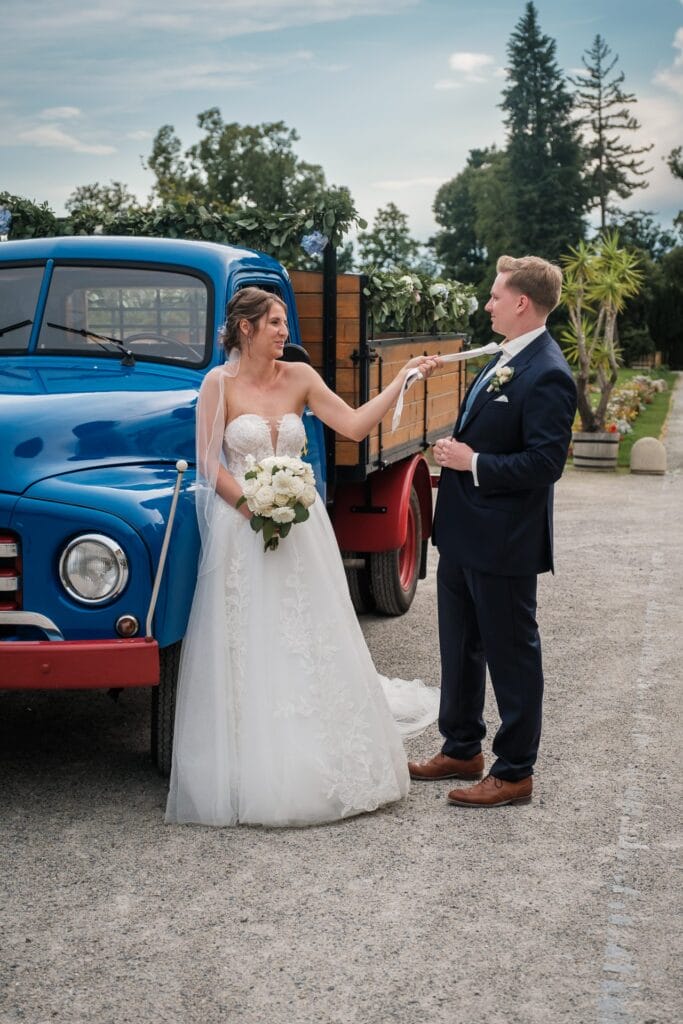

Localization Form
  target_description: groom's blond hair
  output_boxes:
[497,255,563,314]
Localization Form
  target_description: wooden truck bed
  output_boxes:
[290,270,468,483]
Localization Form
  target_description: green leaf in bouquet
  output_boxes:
[250,515,265,533]
[236,495,246,508]
[293,504,310,524]
[278,522,293,538]
[244,469,257,480]
[262,518,277,544]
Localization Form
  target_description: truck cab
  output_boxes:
[0,235,467,774]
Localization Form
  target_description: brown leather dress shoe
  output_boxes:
[408,751,484,781]
[447,774,532,807]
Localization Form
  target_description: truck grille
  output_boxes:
[0,532,21,611]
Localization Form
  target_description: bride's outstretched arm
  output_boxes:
[302,356,440,442]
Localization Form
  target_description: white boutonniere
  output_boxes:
[487,365,514,393]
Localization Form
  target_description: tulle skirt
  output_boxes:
[165,496,439,827]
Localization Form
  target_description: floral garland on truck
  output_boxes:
[362,268,478,335]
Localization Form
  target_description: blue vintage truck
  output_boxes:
[0,235,467,772]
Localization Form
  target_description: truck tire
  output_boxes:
[343,554,376,614]
[370,487,422,616]
[151,640,181,777]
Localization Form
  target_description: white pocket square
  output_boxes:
[493,394,509,403]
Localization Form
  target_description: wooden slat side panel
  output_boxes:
[337,275,362,294]
[290,270,323,293]
[363,336,466,465]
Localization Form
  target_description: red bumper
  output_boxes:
[0,637,160,690]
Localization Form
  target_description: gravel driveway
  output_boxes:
[2,379,681,1024]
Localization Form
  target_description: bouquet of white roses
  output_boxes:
[236,454,317,551]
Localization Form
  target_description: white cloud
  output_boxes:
[39,106,82,120]
[126,130,153,141]
[437,51,500,89]
[448,52,495,75]
[654,26,683,96]
[17,125,115,156]
[4,0,418,39]
[621,92,683,222]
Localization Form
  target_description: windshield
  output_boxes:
[0,266,42,351]
[37,265,210,365]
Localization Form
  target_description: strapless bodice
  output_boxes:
[223,413,306,480]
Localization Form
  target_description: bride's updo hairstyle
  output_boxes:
[220,287,287,354]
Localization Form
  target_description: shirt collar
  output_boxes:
[499,325,546,361]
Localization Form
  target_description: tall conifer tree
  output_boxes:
[501,2,586,258]
[570,35,653,229]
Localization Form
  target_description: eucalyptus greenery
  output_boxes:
[363,268,477,336]
[0,189,366,271]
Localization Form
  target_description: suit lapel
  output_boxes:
[454,353,501,432]
[457,331,551,432]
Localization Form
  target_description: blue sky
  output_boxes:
[2,0,681,242]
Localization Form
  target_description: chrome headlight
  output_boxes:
[59,534,129,604]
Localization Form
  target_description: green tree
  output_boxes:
[667,145,683,180]
[501,1,586,259]
[649,246,683,368]
[666,145,683,231]
[146,109,326,213]
[357,202,421,270]
[431,148,493,284]
[570,35,653,230]
[65,181,144,232]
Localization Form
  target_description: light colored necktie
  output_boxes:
[391,342,501,432]
[458,353,503,427]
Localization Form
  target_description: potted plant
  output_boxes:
[560,232,643,469]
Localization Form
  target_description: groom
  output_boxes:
[409,255,577,807]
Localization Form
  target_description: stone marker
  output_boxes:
[630,436,667,475]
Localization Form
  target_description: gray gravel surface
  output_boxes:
[2,378,681,1024]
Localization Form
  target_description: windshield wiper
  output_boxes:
[46,322,135,366]
[0,318,32,337]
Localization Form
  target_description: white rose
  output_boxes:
[253,485,275,514]
[300,485,317,508]
[242,478,259,497]
[272,469,294,495]
[288,476,305,498]
[274,492,291,507]
[271,507,296,524]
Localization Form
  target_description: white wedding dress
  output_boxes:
[165,412,439,827]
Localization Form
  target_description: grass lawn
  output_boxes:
[612,369,678,467]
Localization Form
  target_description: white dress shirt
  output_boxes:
[471,326,546,486]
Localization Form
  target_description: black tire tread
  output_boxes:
[370,489,421,616]
[151,640,181,777]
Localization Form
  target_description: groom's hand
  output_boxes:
[434,437,475,472]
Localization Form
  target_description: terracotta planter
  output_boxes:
[572,431,619,470]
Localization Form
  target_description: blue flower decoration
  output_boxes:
[300,230,328,257]
[0,207,12,236]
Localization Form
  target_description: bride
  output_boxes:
[165,287,440,827]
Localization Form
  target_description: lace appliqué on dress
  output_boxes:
[279,548,395,816]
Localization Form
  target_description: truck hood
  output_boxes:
[0,358,198,495]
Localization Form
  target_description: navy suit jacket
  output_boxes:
[433,330,577,576]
